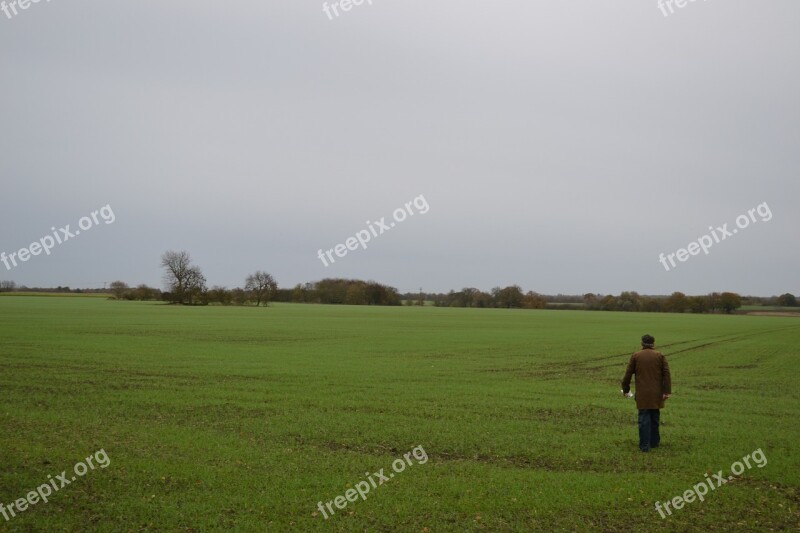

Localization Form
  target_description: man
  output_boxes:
[621,334,672,452]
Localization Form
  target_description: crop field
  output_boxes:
[1,296,798,531]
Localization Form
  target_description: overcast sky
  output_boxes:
[1,0,797,296]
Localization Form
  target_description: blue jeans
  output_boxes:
[638,409,660,451]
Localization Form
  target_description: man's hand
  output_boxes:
[663,393,671,400]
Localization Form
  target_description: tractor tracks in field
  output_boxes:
[661,326,796,357]
[476,324,797,381]
[587,325,798,366]
[544,324,800,378]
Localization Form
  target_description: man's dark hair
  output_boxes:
[642,334,655,348]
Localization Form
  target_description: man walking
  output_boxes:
[621,334,672,452]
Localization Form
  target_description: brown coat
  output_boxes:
[621,348,672,410]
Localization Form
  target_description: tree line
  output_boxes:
[582,291,743,314]
[150,250,279,306]
[108,252,402,307]
[409,286,798,314]
[1,250,796,314]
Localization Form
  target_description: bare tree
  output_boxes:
[208,286,232,305]
[161,250,191,303]
[245,271,278,307]
[0,280,16,292]
[109,280,129,300]
[161,251,206,304]
[184,266,207,305]
[133,284,160,301]
[460,287,479,307]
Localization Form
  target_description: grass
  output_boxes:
[740,305,800,313]
[0,297,798,531]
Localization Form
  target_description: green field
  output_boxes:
[1,297,798,531]
[740,305,800,313]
